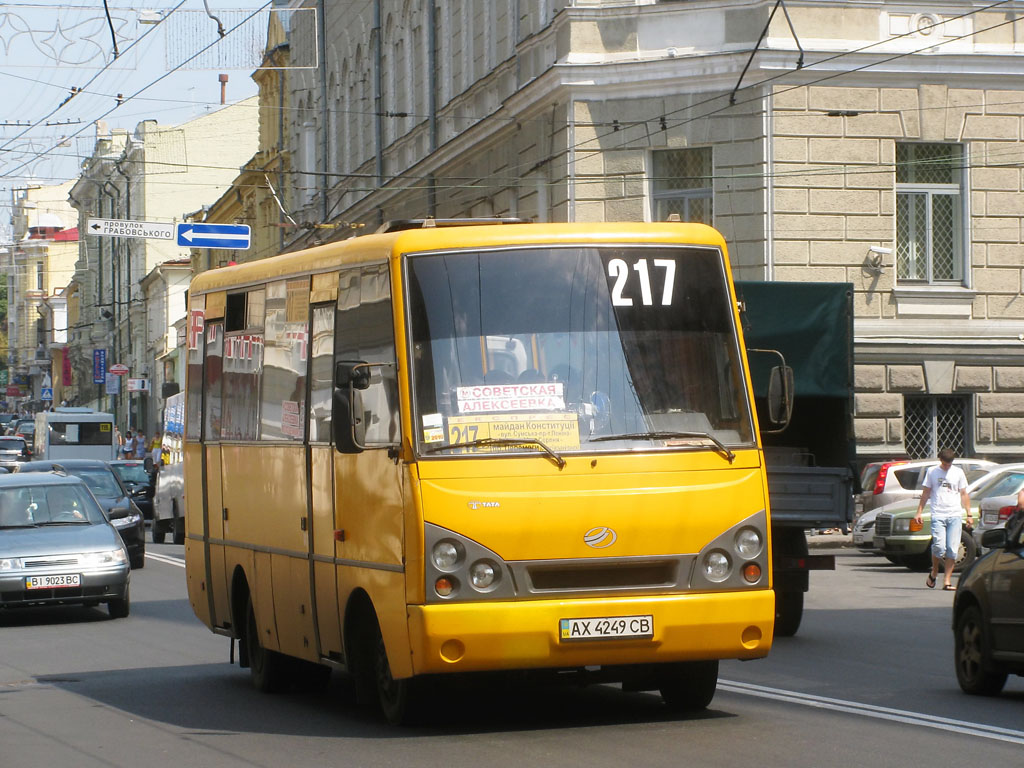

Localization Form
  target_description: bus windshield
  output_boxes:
[406,245,754,457]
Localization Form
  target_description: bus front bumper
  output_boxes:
[407,589,774,676]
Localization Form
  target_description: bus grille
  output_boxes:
[525,561,679,592]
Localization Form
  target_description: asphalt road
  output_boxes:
[2,541,1022,768]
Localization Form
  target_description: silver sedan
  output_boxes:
[0,472,130,618]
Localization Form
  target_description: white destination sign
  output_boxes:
[456,382,565,414]
[87,218,175,240]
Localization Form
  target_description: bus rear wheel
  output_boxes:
[245,597,289,693]
[658,660,718,713]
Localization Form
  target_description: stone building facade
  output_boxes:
[69,101,258,434]
[264,0,1024,463]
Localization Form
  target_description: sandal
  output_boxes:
[926,574,936,589]
[943,584,955,591]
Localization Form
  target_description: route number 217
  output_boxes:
[607,258,676,306]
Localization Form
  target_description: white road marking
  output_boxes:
[720,679,1024,746]
[146,552,185,568]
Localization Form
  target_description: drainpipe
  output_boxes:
[277,55,286,253]
[318,0,329,224]
[373,0,383,188]
[427,0,437,215]
[115,160,136,428]
[102,180,121,426]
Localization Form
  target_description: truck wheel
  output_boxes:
[172,516,185,545]
[659,660,718,712]
[774,590,804,637]
[152,520,166,544]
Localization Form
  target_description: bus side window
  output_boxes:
[309,305,335,442]
[335,264,400,448]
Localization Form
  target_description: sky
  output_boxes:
[0,1,275,239]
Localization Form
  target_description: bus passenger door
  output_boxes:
[202,321,231,629]
[308,302,344,660]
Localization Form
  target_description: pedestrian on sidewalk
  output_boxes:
[914,448,972,591]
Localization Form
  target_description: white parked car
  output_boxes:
[974,468,1024,550]
[855,458,996,521]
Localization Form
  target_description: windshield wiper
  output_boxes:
[424,437,566,469]
[39,520,91,526]
[589,431,736,463]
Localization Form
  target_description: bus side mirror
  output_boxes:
[767,364,794,429]
[332,388,364,454]
[335,361,371,390]
[333,361,370,454]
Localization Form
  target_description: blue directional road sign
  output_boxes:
[176,223,251,250]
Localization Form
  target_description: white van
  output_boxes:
[34,408,118,461]
[153,392,185,544]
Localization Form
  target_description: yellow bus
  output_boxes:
[184,220,777,723]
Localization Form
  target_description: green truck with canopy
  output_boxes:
[735,281,857,636]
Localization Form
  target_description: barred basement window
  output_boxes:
[651,147,713,224]
[895,143,965,285]
[904,395,968,459]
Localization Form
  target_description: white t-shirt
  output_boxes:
[923,464,968,518]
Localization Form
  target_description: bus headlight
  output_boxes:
[432,540,463,571]
[469,560,499,591]
[735,528,763,558]
[702,550,732,582]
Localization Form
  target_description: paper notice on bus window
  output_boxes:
[447,413,580,451]
[422,413,445,443]
[455,383,565,414]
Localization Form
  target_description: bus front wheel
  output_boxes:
[354,617,423,725]
[658,660,718,713]
[245,597,289,693]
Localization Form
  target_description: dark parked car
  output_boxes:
[0,472,130,617]
[16,460,145,569]
[0,436,32,470]
[109,460,155,521]
[953,508,1024,695]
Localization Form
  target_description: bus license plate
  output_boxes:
[26,574,82,590]
[559,615,653,642]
